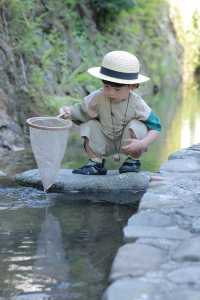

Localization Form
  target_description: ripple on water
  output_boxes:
[10,293,50,300]
[0,187,55,209]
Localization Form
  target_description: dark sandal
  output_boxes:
[119,157,141,173]
[72,159,107,175]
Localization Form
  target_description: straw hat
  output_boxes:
[88,50,150,84]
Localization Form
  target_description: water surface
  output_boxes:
[0,187,136,300]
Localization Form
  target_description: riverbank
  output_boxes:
[103,144,200,300]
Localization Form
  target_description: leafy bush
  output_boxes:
[88,0,135,29]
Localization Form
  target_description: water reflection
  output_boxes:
[158,81,200,162]
[137,81,200,171]
[0,190,134,299]
[180,83,200,148]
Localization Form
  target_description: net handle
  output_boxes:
[26,116,72,131]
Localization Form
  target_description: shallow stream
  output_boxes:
[0,83,200,300]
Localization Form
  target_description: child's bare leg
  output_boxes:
[119,129,141,173]
[126,128,143,159]
[83,137,102,162]
[72,137,106,175]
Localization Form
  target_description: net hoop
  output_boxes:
[26,117,72,131]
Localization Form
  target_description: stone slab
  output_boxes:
[167,265,200,285]
[140,193,190,210]
[15,169,150,205]
[164,289,200,300]
[110,243,166,281]
[128,211,174,227]
[172,237,200,262]
[160,158,200,173]
[103,278,160,300]
[123,225,191,242]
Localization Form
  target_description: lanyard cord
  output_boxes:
[109,93,130,161]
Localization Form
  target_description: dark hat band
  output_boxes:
[100,66,138,80]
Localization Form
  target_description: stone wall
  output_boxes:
[103,144,200,300]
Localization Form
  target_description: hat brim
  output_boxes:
[88,67,150,84]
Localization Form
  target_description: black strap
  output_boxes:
[101,67,138,80]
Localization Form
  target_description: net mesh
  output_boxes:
[27,117,72,191]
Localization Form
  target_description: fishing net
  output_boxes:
[27,117,72,191]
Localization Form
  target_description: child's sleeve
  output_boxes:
[143,111,161,132]
[134,95,161,132]
[70,91,98,124]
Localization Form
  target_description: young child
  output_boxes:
[59,50,161,175]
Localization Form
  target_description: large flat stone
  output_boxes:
[137,237,180,251]
[164,289,200,300]
[110,243,166,281]
[128,211,174,227]
[139,192,192,210]
[102,278,160,300]
[123,225,191,242]
[160,158,200,173]
[15,169,150,205]
[192,218,200,232]
[172,237,200,262]
[167,265,200,285]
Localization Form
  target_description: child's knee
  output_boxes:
[127,119,148,139]
[128,128,137,138]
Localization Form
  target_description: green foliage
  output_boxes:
[5,0,178,116]
[89,0,135,29]
[105,0,169,87]
[89,0,134,15]
[46,95,80,112]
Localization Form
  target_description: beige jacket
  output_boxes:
[70,89,152,140]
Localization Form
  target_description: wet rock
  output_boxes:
[191,218,200,233]
[164,289,200,300]
[0,89,23,152]
[140,192,191,210]
[128,211,174,227]
[137,237,180,251]
[110,243,166,281]
[172,213,191,230]
[0,170,6,176]
[123,225,191,242]
[175,206,200,218]
[167,265,200,285]
[172,237,200,262]
[188,144,200,151]
[169,149,200,160]
[103,278,161,300]
[160,158,200,173]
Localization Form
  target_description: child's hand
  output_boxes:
[122,138,147,157]
[59,106,71,119]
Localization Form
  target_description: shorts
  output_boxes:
[80,119,148,157]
